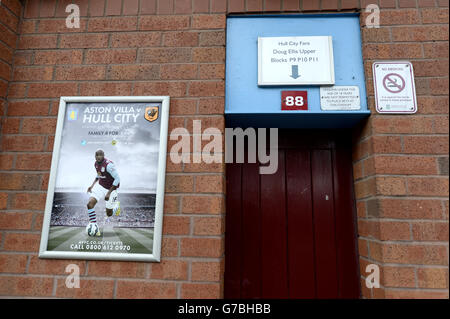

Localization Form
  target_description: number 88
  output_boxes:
[285,96,304,106]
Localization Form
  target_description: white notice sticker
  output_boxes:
[320,86,361,110]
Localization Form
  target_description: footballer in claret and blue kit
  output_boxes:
[85,149,121,237]
[46,101,162,255]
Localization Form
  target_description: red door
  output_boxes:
[225,130,360,299]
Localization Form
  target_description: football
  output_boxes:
[85,223,99,237]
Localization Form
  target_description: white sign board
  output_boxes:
[320,86,361,110]
[258,36,335,86]
[373,61,417,114]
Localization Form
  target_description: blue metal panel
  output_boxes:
[225,14,370,128]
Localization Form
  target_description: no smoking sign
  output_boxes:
[373,61,417,114]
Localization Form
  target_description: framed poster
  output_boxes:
[39,96,170,262]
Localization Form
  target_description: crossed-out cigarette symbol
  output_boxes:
[382,73,406,94]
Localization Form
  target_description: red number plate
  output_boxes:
[281,91,308,110]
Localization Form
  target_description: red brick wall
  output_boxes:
[0,0,22,137]
[355,0,449,298]
[0,0,448,299]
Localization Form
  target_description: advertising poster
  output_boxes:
[39,97,170,262]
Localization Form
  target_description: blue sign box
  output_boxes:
[226,13,371,128]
